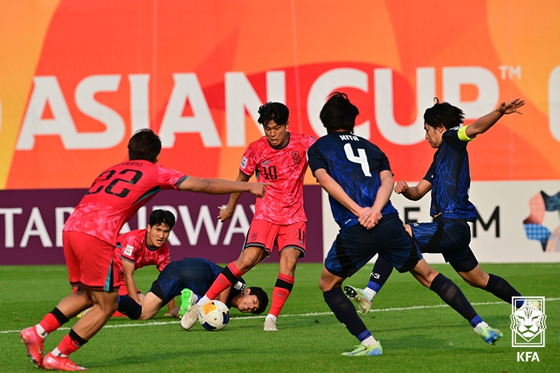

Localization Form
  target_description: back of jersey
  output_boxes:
[307,132,397,228]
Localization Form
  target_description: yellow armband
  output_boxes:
[457,125,474,142]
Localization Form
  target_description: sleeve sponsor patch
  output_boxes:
[123,244,134,257]
[240,156,248,169]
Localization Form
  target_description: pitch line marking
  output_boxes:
[2,297,558,335]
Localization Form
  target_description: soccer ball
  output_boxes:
[198,300,230,331]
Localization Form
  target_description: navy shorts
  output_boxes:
[149,258,222,303]
[410,216,478,271]
[324,213,422,278]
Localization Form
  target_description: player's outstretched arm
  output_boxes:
[218,172,251,222]
[178,176,269,197]
[395,179,431,201]
[465,98,525,139]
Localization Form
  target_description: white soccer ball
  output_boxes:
[198,300,230,331]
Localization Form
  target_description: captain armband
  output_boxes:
[457,125,475,142]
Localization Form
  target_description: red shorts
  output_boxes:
[118,286,141,296]
[63,231,119,292]
[245,220,306,258]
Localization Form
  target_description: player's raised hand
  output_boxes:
[217,205,234,222]
[499,98,525,115]
[394,180,409,195]
[249,182,271,198]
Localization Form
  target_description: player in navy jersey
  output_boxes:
[308,92,503,357]
[344,98,528,316]
[116,257,268,321]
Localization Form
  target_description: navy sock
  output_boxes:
[368,256,393,293]
[484,273,522,307]
[430,274,477,323]
[323,287,369,341]
[117,295,142,320]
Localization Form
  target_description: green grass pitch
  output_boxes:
[1,262,558,372]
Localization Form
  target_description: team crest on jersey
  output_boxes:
[124,244,134,256]
[251,232,258,241]
[291,151,301,164]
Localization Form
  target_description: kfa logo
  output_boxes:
[510,296,546,348]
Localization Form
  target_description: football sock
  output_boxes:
[38,308,69,337]
[366,256,393,300]
[323,287,369,340]
[469,315,489,329]
[55,329,88,357]
[361,335,378,347]
[429,273,477,322]
[484,273,523,307]
[268,274,294,318]
[117,295,142,320]
[205,263,243,301]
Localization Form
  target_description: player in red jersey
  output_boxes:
[20,129,269,371]
[114,209,176,316]
[181,102,316,332]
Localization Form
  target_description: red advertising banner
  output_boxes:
[1,0,559,191]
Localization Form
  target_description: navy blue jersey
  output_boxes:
[307,132,397,229]
[423,127,477,221]
[150,257,245,306]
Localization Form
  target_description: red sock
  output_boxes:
[269,274,294,318]
[39,313,61,334]
[57,334,84,356]
[206,262,243,299]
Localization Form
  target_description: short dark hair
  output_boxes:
[319,92,359,133]
[247,287,269,314]
[128,129,161,162]
[257,102,289,126]
[423,97,465,130]
[149,209,176,229]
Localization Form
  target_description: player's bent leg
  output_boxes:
[456,265,489,288]
[138,293,164,320]
[72,290,118,340]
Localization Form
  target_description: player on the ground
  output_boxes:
[180,102,316,332]
[308,92,503,357]
[117,257,268,321]
[20,129,269,371]
[113,209,176,316]
[344,98,527,315]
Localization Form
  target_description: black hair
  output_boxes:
[247,287,269,314]
[149,209,176,230]
[257,102,289,126]
[128,128,162,162]
[319,92,359,133]
[423,97,465,130]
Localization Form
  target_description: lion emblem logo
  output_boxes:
[510,297,546,347]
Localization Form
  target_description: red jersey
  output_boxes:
[240,132,315,224]
[64,160,186,245]
[114,229,171,287]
